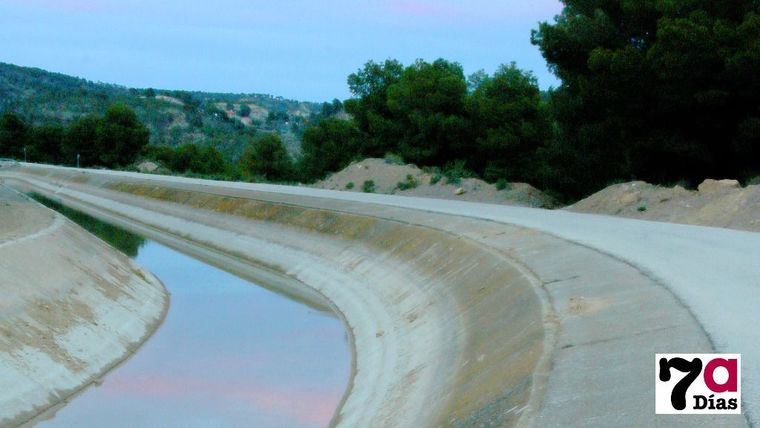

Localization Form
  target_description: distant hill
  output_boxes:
[0,62,319,157]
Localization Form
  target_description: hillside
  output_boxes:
[0,62,319,157]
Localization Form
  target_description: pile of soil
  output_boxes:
[568,179,760,232]
[313,158,556,208]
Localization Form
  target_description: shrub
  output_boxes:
[442,160,470,185]
[495,178,511,191]
[396,174,418,191]
[346,182,355,190]
[362,180,376,193]
[384,153,404,165]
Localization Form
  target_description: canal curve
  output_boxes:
[33,197,351,427]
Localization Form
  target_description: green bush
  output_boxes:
[346,182,355,190]
[362,180,376,193]
[442,160,470,185]
[396,174,418,191]
[384,153,404,165]
[238,104,251,118]
[495,178,511,191]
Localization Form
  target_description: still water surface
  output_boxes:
[34,196,350,428]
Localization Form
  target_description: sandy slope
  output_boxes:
[314,158,556,208]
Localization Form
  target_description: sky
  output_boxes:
[0,0,563,102]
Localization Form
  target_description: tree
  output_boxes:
[386,59,472,165]
[61,105,148,168]
[238,104,252,118]
[319,99,344,118]
[299,118,362,181]
[97,104,150,167]
[168,144,226,174]
[343,59,472,165]
[344,59,405,157]
[29,124,65,164]
[467,64,551,182]
[198,145,226,175]
[467,70,488,92]
[266,110,289,124]
[239,133,293,181]
[63,114,101,166]
[0,112,28,159]
[532,0,760,197]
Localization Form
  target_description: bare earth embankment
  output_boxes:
[314,158,556,208]
[0,186,168,427]
[568,179,760,232]
[316,159,759,232]
[2,164,748,427]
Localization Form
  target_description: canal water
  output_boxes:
[33,196,351,428]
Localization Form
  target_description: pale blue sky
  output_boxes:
[0,0,563,102]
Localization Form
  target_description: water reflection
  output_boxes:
[34,195,350,427]
[30,193,145,257]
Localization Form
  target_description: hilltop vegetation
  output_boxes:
[0,62,318,157]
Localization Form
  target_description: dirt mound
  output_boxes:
[314,158,555,208]
[568,179,760,232]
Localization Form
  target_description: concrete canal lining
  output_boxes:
[1,164,747,427]
[0,186,168,427]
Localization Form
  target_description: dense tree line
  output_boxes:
[144,143,227,176]
[0,104,149,167]
[0,101,297,183]
[300,0,760,200]
[143,132,297,182]
[299,59,550,188]
[532,0,760,197]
